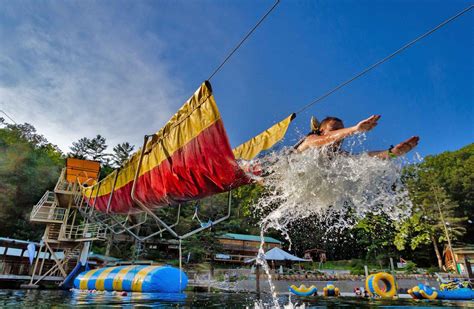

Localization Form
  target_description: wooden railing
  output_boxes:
[54,168,79,193]
[30,191,66,223]
[62,223,107,241]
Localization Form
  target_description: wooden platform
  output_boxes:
[0,274,64,284]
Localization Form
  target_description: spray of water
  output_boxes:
[252,136,416,308]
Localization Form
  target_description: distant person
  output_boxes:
[294,115,419,159]
[354,287,363,297]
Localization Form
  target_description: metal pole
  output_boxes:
[179,239,183,289]
[389,257,399,296]
[432,186,459,274]
[106,170,120,213]
[29,242,43,284]
[256,264,261,295]
[86,184,95,213]
[90,182,101,215]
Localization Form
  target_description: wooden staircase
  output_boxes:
[26,159,106,288]
[30,191,65,223]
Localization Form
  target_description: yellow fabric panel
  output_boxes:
[233,113,295,160]
[131,266,158,292]
[83,81,220,198]
[112,265,138,291]
[95,266,119,291]
[79,268,101,290]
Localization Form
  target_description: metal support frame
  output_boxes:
[130,134,234,240]
[71,132,234,243]
[98,212,144,235]
[104,204,181,242]
[84,184,95,213]
[92,213,129,233]
[106,170,120,213]
[89,182,101,216]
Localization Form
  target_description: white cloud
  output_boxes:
[0,1,183,152]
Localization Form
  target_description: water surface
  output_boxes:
[0,289,472,308]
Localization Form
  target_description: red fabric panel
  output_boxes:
[89,120,251,213]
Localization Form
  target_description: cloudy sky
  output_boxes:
[0,0,472,156]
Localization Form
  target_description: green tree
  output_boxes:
[183,229,223,274]
[86,134,108,162]
[0,119,63,239]
[112,142,134,167]
[69,134,109,164]
[395,160,468,269]
[421,144,473,242]
[69,137,90,159]
[354,213,397,265]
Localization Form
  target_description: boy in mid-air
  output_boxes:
[239,114,419,180]
[294,115,419,158]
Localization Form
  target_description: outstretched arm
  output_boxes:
[368,136,420,159]
[296,115,381,152]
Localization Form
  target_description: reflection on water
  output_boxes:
[0,289,472,308]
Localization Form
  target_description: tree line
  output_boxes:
[284,143,472,270]
[0,118,136,239]
[0,118,472,270]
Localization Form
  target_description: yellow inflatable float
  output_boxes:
[365,272,397,298]
[322,282,340,297]
[289,284,318,296]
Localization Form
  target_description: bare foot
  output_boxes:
[391,136,420,156]
[356,115,381,132]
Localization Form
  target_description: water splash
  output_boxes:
[256,145,413,246]
[252,137,416,308]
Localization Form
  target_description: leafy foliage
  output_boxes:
[69,135,110,164]
[112,142,134,167]
[0,118,63,239]
[394,144,472,268]
[68,135,135,179]
[0,118,471,271]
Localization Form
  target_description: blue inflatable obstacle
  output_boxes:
[408,284,474,300]
[61,262,90,289]
[74,265,188,293]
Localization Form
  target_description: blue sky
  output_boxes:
[0,0,472,157]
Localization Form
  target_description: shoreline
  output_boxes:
[210,278,438,294]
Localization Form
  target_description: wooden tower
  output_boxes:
[25,158,107,288]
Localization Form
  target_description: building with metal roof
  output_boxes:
[211,233,282,264]
[219,233,282,244]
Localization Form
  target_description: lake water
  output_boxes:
[0,289,473,308]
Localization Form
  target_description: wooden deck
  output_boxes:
[0,274,64,282]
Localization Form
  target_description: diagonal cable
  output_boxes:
[208,0,280,81]
[294,5,474,115]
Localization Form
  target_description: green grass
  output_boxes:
[301,259,386,275]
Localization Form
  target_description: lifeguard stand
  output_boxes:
[26,158,107,288]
